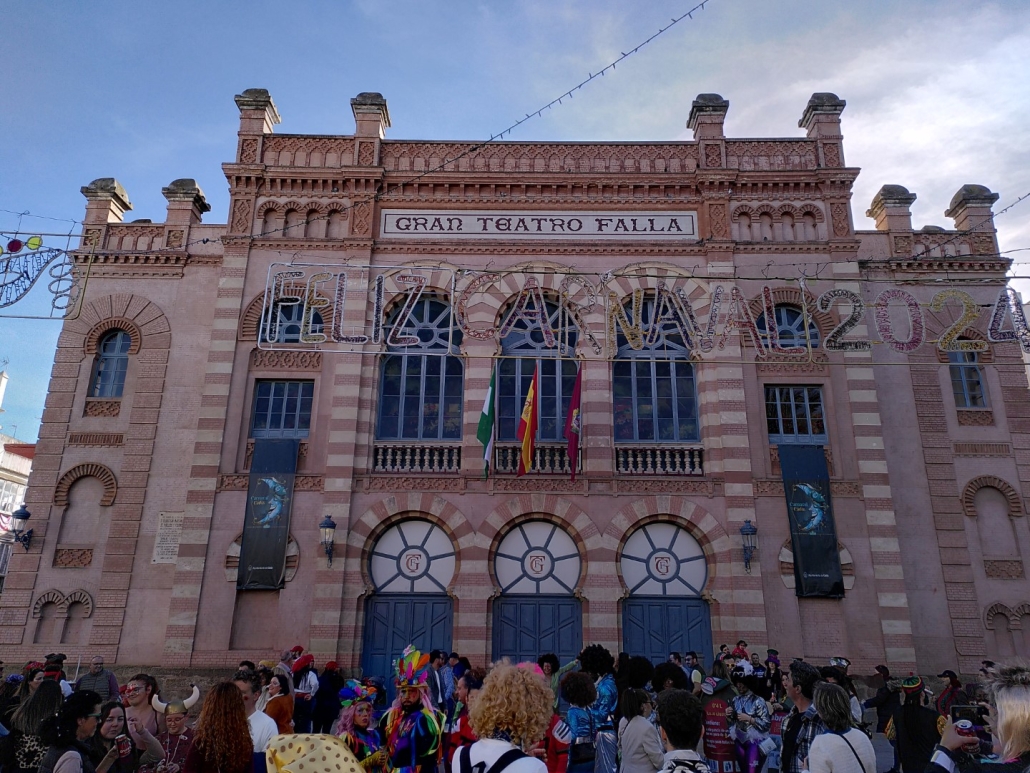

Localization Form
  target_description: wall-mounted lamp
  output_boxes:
[319,514,337,567]
[740,519,758,574]
[8,505,34,552]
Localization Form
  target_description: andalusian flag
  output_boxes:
[477,368,496,477]
[516,366,539,476]
[564,364,583,482]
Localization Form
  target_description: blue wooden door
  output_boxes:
[492,595,582,664]
[361,594,452,704]
[622,597,712,666]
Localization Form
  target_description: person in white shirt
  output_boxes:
[805,683,876,773]
[455,662,551,773]
[233,670,280,756]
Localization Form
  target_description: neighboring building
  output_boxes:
[0,430,34,592]
[1,88,1028,675]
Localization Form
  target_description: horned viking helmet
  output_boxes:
[151,684,201,715]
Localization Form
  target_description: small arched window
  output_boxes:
[377,297,464,440]
[756,304,819,348]
[90,330,132,398]
[613,295,699,443]
[949,350,988,408]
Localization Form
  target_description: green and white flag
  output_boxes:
[477,368,496,478]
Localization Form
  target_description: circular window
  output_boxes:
[495,521,581,595]
[621,522,707,596]
[369,520,456,593]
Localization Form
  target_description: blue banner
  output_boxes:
[777,444,844,598]
[237,439,300,590]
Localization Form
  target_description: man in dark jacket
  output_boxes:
[888,677,941,773]
[864,665,902,773]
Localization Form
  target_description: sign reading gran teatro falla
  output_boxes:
[380,209,698,240]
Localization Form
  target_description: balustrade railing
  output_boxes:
[615,445,704,475]
[373,443,462,474]
[494,443,577,475]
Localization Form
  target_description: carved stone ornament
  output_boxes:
[830,202,850,237]
[490,477,586,494]
[54,548,94,568]
[984,560,1024,579]
[957,409,994,426]
[84,399,121,418]
[613,478,715,496]
[166,230,184,249]
[359,476,466,493]
[230,199,253,234]
[708,203,728,238]
[217,474,324,492]
[239,138,259,164]
[250,349,323,371]
[893,234,912,257]
[754,480,784,496]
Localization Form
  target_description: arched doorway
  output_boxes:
[492,520,582,664]
[360,519,455,700]
[620,521,713,665]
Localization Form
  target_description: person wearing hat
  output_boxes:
[313,662,346,734]
[336,680,384,772]
[145,686,200,773]
[275,651,296,695]
[934,671,964,719]
[885,676,941,773]
[379,646,443,773]
[292,654,318,733]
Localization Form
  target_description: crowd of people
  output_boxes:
[1,647,1028,773]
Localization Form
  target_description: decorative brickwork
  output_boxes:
[957,409,994,426]
[984,560,1024,579]
[961,476,1023,519]
[954,442,1010,457]
[31,588,94,618]
[54,463,118,506]
[67,433,124,446]
[250,349,322,370]
[84,318,143,354]
[83,399,121,417]
[53,548,94,568]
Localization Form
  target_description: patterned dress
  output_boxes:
[341,727,384,773]
[380,706,442,773]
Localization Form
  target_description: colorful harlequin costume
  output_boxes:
[379,646,443,773]
[337,680,385,773]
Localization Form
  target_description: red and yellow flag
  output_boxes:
[516,366,539,476]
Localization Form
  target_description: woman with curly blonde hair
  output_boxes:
[455,662,550,773]
[183,683,252,773]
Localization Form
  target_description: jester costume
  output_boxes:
[379,646,443,773]
[337,681,385,773]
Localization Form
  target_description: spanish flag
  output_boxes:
[516,366,539,476]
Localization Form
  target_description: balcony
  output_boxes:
[372,443,462,474]
[494,443,579,475]
[615,445,704,476]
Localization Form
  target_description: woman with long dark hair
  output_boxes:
[183,683,252,773]
[446,668,485,770]
[557,672,597,773]
[37,690,115,773]
[89,701,164,773]
[1,680,65,773]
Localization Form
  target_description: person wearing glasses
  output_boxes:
[75,658,120,702]
[124,676,165,738]
[619,689,664,773]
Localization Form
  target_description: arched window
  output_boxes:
[613,295,699,443]
[949,350,988,408]
[90,330,131,398]
[377,297,464,440]
[497,298,578,442]
[261,302,324,343]
[756,304,820,348]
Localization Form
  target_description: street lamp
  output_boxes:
[319,514,337,567]
[739,519,758,574]
[9,504,33,552]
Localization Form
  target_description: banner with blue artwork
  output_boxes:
[778,444,845,598]
[237,439,300,590]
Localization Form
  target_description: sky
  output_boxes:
[1,0,1029,442]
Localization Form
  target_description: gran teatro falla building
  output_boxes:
[2,89,1029,678]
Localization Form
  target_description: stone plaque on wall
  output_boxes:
[152,512,184,564]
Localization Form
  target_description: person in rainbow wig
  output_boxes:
[336,680,385,772]
[379,646,444,773]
